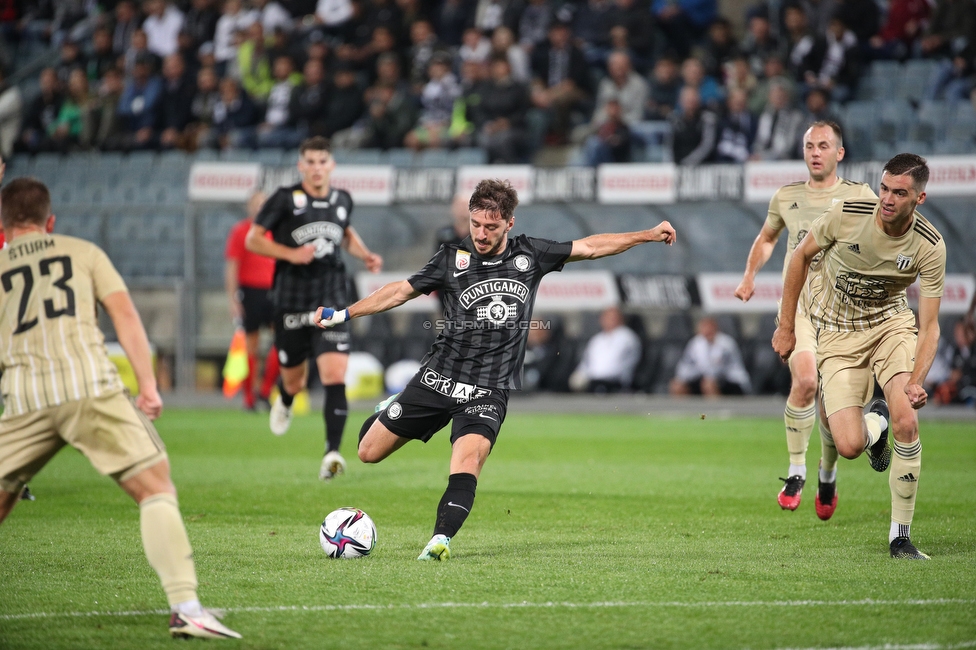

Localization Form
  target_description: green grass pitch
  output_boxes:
[1,408,974,649]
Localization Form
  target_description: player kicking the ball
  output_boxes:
[773,153,946,559]
[315,179,676,560]
[735,121,876,517]
[0,178,240,638]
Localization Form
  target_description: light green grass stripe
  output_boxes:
[4,598,974,621]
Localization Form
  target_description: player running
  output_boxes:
[735,121,876,517]
[0,178,240,638]
[773,153,946,559]
[245,136,382,481]
[315,179,676,560]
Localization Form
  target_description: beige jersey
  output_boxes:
[0,232,127,418]
[807,199,947,332]
[765,178,877,314]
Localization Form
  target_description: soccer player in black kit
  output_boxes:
[245,137,383,481]
[315,179,676,560]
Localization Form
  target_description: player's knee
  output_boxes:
[792,373,818,403]
[835,438,862,460]
[891,412,918,441]
[358,442,381,464]
[282,376,304,395]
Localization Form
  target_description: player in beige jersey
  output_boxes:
[774,154,946,559]
[0,179,241,638]
[736,121,875,517]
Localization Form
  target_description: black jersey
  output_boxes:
[255,183,354,311]
[408,234,573,390]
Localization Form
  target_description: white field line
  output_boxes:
[1,598,974,621]
[777,643,976,650]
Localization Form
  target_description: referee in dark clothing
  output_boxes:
[316,179,676,560]
[245,137,383,481]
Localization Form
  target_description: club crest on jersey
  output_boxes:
[292,190,307,209]
[896,253,913,270]
[456,250,470,270]
[514,255,530,271]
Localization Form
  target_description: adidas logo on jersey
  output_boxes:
[788,202,799,210]
[848,244,860,254]
[897,473,917,482]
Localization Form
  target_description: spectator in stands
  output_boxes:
[713,87,756,162]
[86,27,117,82]
[55,38,86,86]
[436,0,476,47]
[926,43,976,101]
[570,306,642,393]
[435,192,471,253]
[491,25,530,83]
[405,51,460,150]
[519,0,553,50]
[458,26,492,64]
[606,0,656,73]
[474,0,521,34]
[798,0,837,36]
[288,57,330,139]
[322,61,365,138]
[143,0,184,59]
[833,0,880,45]
[311,0,355,37]
[694,17,740,79]
[254,0,293,34]
[749,54,795,114]
[476,55,532,163]
[208,76,258,149]
[238,21,274,102]
[919,0,976,59]
[256,55,303,147]
[802,86,841,125]
[670,316,751,396]
[113,1,141,57]
[184,0,220,50]
[46,68,88,152]
[18,67,62,154]
[583,97,633,163]
[360,53,419,149]
[524,317,574,392]
[653,0,717,59]
[783,4,814,81]
[530,20,593,144]
[213,0,258,75]
[869,0,930,60]
[0,67,22,158]
[670,86,717,164]
[184,65,220,149]
[84,67,127,150]
[680,56,724,111]
[741,9,779,79]
[117,53,163,150]
[572,0,613,67]
[750,79,804,160]
[340,25,400,85]
[933,319,976,405]
[407,19,446,87]
[724,55,758,100]
[123,29,160,79]
[646,55,682,119]
[577,50,648,142]
[801,14,862,102]
[157,54,197,150]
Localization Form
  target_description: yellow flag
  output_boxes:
[222,329,249,398]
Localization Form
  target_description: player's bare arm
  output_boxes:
[772,233,823,361]
[315,280,421,327]
[736,223,782,301]
[244,223,315,265]
[101,290,163,420]
[341,225,383,273]
[905,296,942,409]
[566,221,676,262]
[224,257,243,321]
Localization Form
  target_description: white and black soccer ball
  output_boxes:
[319,507,376,558]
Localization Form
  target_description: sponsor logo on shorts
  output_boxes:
[420,367,491,403]
[388,402,402,419]
[283,312,320,330]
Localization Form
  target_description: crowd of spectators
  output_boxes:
[0,0,974,163]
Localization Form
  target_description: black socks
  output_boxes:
[433,473,478,538]
[324,384,348,453]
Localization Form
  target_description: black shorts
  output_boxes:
[239,287,275,333]
[274,310,350,368]
[377,367,509,446]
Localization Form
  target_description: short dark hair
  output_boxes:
[883,152,929,191]
[469,179,519,220]
[807,119,843,147]
[299,136,331,155]
[1,178,51,230]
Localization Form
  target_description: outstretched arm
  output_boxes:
[771,232,823,361]
[566,221,676,262]
[735,224,782,301]
[316,280,420,327]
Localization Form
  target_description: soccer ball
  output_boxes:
[319,507,377,558]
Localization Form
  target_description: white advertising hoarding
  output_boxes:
[743,161,810,202]
[456,166,534,204]
[188,162,262,201]
[597,163,676,204]
[329,166,395,205]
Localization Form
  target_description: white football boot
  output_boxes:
[169,609,242,639]
[319,450,347,481]
[269,395,292,436]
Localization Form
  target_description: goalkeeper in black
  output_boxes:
[315,179,676,560]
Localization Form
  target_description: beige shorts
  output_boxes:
[793,313,818,358]
[817,311,917,417]
[0,390,167,494]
